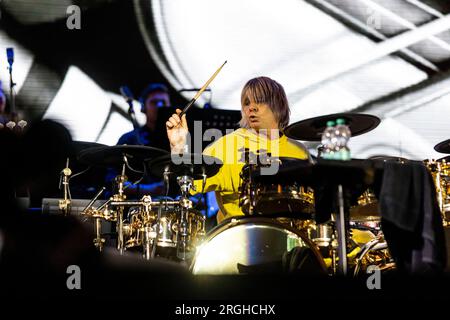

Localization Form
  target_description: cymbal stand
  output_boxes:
[59,158,72,216]
[239,148,255,215]
[335,184,348,275]
[176,175,194,261]
[115,162,127,255]
[150,200,164,260]
[140,195,154,260]
[84,187,107,251]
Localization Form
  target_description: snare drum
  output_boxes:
[191,217,326,274]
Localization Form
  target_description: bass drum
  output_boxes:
[191,217,326,275]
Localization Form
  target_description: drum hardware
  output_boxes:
[109,195,200,259]
[356,189,376,207]
[424,159,449,227]
[239,157,315,218]
[352,236,395,276]
[114,163,128,255]
[146,153,221,260]
[432,138,450,226]
[176,174,196,261]
[349,189,380,223]
[78,144,169,254]
[238,152,255,215]
[306,220,339,275]
[81,186,107,251]
[335,184,348,275]
[58,158,72,216]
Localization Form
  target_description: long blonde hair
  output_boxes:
[239,77,290,130]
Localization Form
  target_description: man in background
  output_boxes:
[117,83,171,151]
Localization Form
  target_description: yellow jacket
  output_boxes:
[193,128,309,223]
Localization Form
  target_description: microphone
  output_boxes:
[119,85,134,103]
[6,48,14,67]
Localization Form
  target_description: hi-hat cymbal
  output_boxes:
[284,113,380,141]
[78,145,169,167]
[147,153,222,180]
[434,139,450,154]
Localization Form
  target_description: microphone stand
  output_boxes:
[126,98,142,145]
[8,61,18,125]
[7,59,17,123]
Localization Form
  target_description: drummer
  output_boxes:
[166,76,310,223]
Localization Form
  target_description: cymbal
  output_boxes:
[284,113,381,141]
[434,139,450,154]
[147,153,222,180]
[71,141,106,157]
[78,145,169,167]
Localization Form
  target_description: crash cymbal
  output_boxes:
[434,139,450,154]
[78,145,169,167]
[147,153,222,180]
[284,113,380,141]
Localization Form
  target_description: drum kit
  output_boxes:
[61,113,449,277]
[424,139,450,227]
[73,146,221,261]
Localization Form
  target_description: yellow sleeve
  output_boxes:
[191,136,228,195]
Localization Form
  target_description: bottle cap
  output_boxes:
[336,118,345,125]
[326,120,335,127]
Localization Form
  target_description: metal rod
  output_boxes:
[83,186,106,212]
[110,200,179,206]
[336,184,348,275]
[117,207,124,255]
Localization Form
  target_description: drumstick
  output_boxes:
[178,60,227,119]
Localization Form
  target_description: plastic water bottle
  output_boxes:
[321,121,335,159]
[334,118,351,160]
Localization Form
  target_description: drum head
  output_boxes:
[191,217,326,274]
